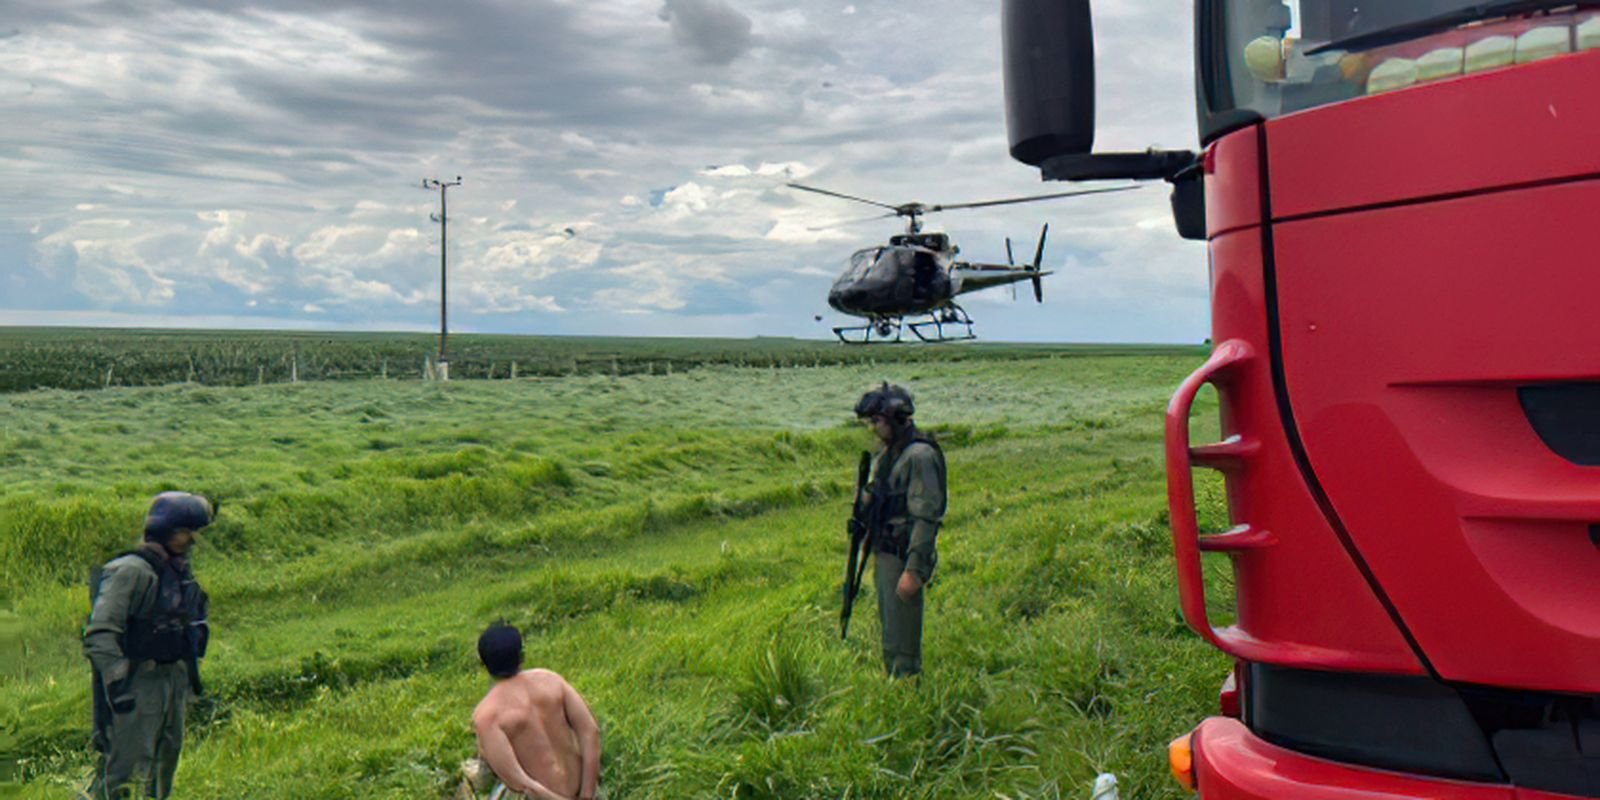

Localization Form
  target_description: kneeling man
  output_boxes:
[472,624,601,800]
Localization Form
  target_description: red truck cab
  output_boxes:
[1003,1,1600,796]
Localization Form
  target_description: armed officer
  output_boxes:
[854,383,947,678]
[83,491,214,799]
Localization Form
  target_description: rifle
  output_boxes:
[840,451,874,640]
[87,566,113,753]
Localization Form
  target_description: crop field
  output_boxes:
[0,328,1190,394]
[1,340,1232,799]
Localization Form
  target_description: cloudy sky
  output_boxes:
[0,0,1206,343]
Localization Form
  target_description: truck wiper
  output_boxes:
[1306,0,1596,54]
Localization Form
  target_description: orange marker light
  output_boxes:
[1169,733,1196,793]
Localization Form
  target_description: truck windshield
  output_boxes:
[1205,0,1599,122]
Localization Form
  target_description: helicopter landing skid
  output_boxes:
[833,318,905,344]
[907,306,976,343]
[833,307,976,344]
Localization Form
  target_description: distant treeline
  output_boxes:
[0,328,1202,393]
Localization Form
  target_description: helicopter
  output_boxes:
[788,182,1138,343]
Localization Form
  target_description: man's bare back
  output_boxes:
[473,669,600,800]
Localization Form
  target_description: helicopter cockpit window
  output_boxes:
[842,248,881,283]
[920,234,947,250]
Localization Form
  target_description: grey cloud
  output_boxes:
[658,0,755,66]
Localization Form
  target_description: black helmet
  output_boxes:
[143,492,215,543]
[855,382,915,421]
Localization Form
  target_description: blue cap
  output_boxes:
[144,492,214,541]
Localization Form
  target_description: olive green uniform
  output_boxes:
[83,549,192,799]
[869,437,947,677]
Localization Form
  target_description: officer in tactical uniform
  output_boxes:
[83,492,214,799]
[855,383,947,678]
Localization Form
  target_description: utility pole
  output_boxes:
[421,175,462,380]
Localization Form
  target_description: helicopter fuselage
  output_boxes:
[828,239,957,318]
[827,232,1048,319]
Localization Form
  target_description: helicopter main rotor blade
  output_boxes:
[786,183,903,212]
[927,185,1139,213]
[806,211,901,231]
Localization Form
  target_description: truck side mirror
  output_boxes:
[1003,0,1096,167]
[1002,0,1203,239]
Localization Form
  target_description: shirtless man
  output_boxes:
[472,624,601,800]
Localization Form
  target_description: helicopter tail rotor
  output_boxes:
[1029,224,1048,303]
[1005,237,1019,300]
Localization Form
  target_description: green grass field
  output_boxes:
[1,342,1231,799]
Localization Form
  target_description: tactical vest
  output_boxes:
[869,432,946,558]
[113,549,210,664]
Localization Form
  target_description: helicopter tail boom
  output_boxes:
[949,266,1055,295]
[951,223,1050,301]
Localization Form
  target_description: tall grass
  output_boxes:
[1,351,1224,798]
